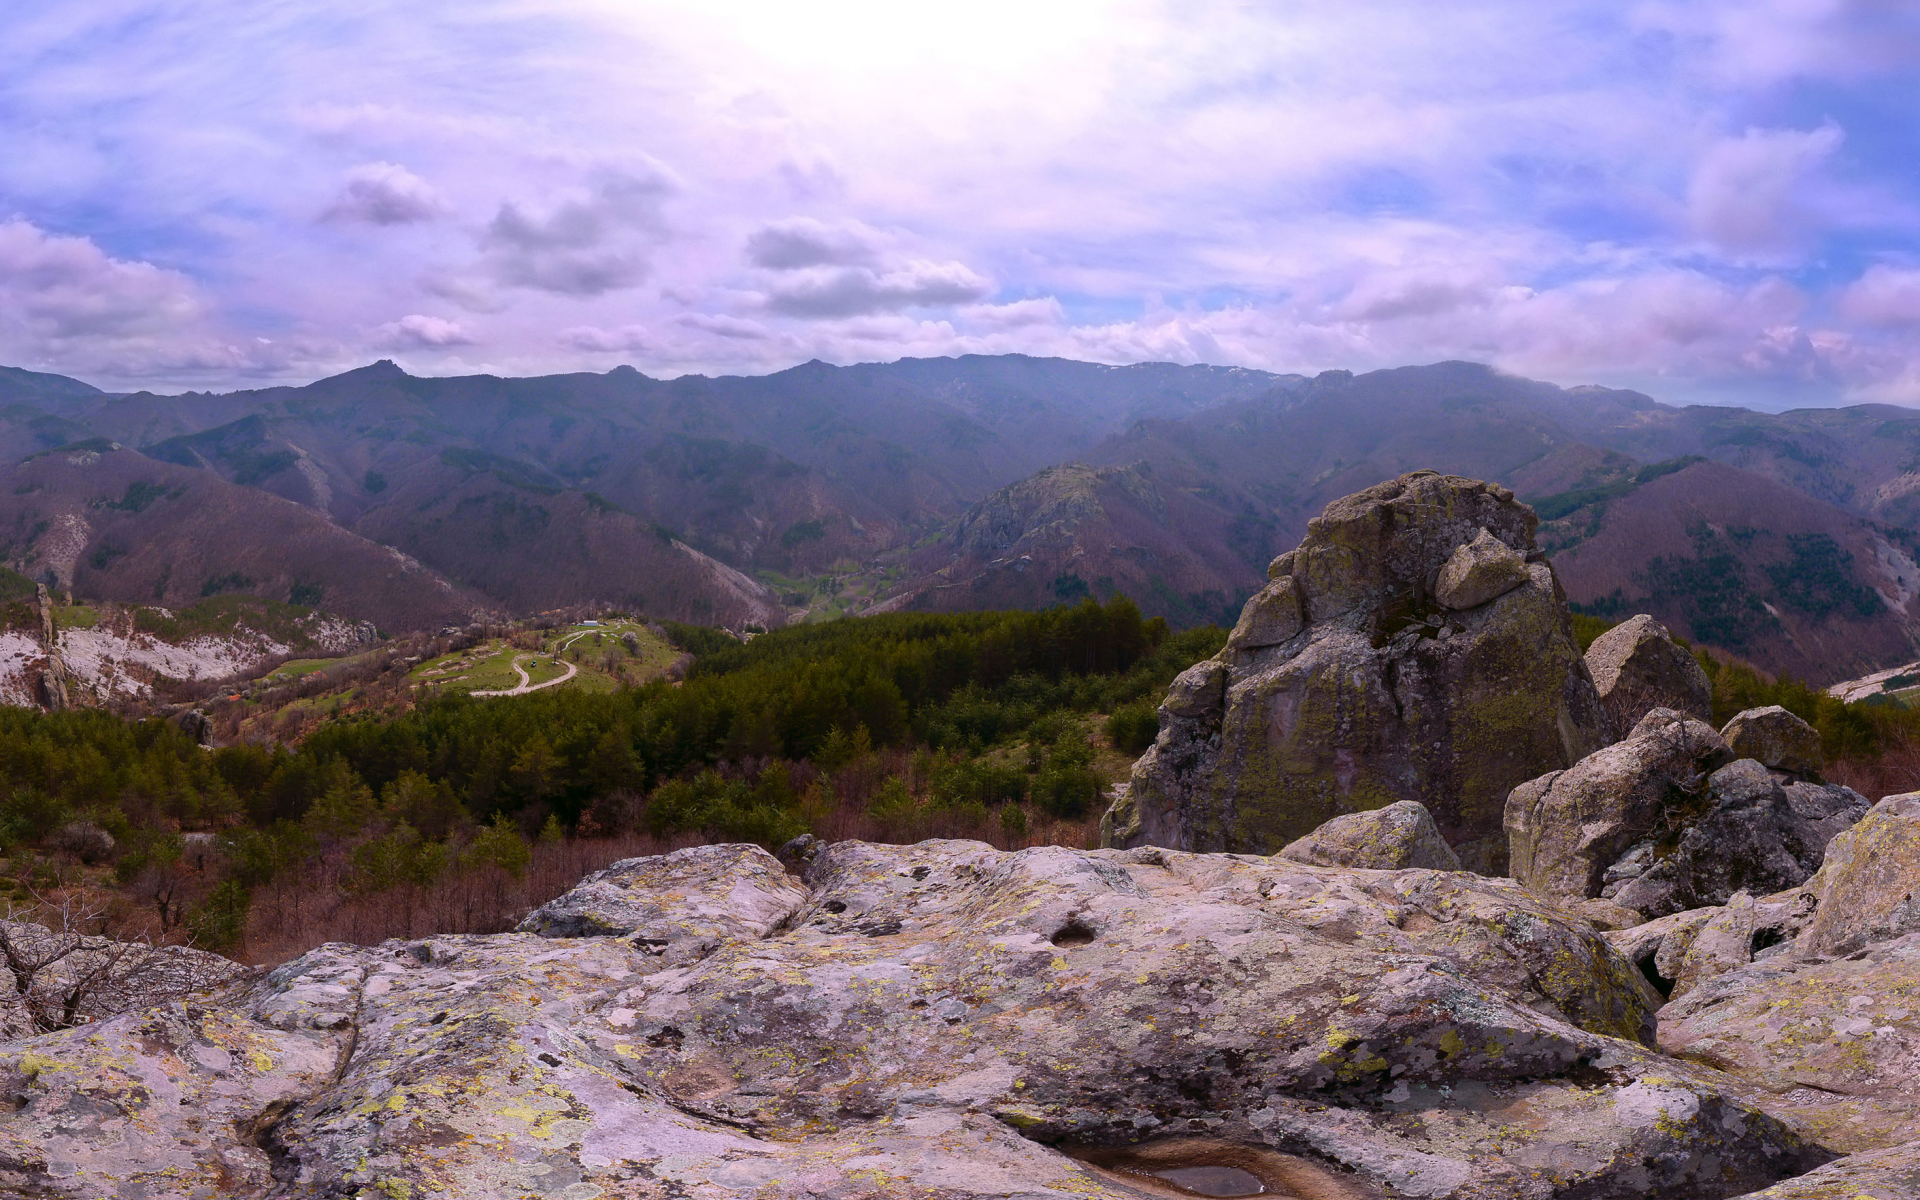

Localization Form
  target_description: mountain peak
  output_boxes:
[320,359,411,385]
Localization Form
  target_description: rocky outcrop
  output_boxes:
[1721,706,1824,778]
[1507,710,1867,918]
[1507,708,1731,906]
[1606,759,1868,917]
[1278,800,1463,871]
[1794,791,1920,957]
[0,840,1838,1199]
[515,839,807,942]
[1585,614,1712,736]
[1106,471,1608,872]
[1600,792,1920,1190]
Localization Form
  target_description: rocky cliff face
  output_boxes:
[0,840,1836,1199]
[1104,470,1608,871]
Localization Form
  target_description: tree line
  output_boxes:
[2,598,1219,961]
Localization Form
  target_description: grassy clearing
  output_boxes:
[406,620,680,697]
[52,605,98,629]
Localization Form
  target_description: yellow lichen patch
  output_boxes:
[16,1053,64,1078]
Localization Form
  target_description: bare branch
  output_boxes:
[0,891,246,1037]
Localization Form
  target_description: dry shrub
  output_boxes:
[1828,730,1920,801]
[240,830,700,967]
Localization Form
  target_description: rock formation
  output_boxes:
[1277,799,1463,870]
[1585,614,1712,736]
[1507,709,1867,918]
[1595,792,1920,1192]
[1105,470,1608,872]
[1721,705,1824,779]
[0,839,1840,1199]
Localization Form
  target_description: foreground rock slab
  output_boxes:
[0,841,1832,1199]
[1727,1141,1920,1199]
[1660,932,1920,1155]
[1109,471,1608,872]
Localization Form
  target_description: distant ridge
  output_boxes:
[0,364,103,402]
[1,352,1919,680]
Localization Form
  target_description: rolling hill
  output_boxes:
[7,354,1920,683]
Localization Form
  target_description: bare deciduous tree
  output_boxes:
[0,893,243,1037]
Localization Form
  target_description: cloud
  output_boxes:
[480,169,672,296]
[373,314,474,348]
[1840,265,1920,328]
[677,313,774,340]
[0,219,202,342]
[1632,0,1920,85]
[321,162,450,225]
[1686,124,1844,256]
[763,260,992,318]
[557,323,649,351]
[745,218,880,269]
[961,297,1065,329]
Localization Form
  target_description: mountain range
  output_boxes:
[5,354,1920,684]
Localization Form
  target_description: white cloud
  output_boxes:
[321,162,450,225]
[745,218,880,269]
[961,297,1065,329]
[373,314,474,348]
[1686,124,1844,256]
[557,323,648,351]
[0,218,202,341]
[480,169,673,296]
[763,260,991,318]
[1840,265,1920,328]
[677,312,774,341]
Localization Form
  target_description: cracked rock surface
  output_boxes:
[0,840,1836,1199]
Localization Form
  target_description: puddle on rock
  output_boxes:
[1149,1164,1267,1195]
[1064,1137,1383,1200]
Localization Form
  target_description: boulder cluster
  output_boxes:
[4,469,1917,1198]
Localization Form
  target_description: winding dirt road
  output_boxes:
[471,653,578,697]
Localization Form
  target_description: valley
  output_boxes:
[7,353,1920,688]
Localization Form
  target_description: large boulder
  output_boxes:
[1507,711,1866,918]
[1722,706,1824,778]
[1278,799,1462,871]
[1507,708,1730,907]
[1585,614,1713,737]
[0,840,1833,1199]
[1106,471,1609,873]
[515,841,807,944]
[1606,759,1868,918]
[1795,791,1920,957]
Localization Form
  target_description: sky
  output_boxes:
[4,1,1920,408]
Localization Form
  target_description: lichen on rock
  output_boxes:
[0,839,1837,1199]
[1278,799,1462,871]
